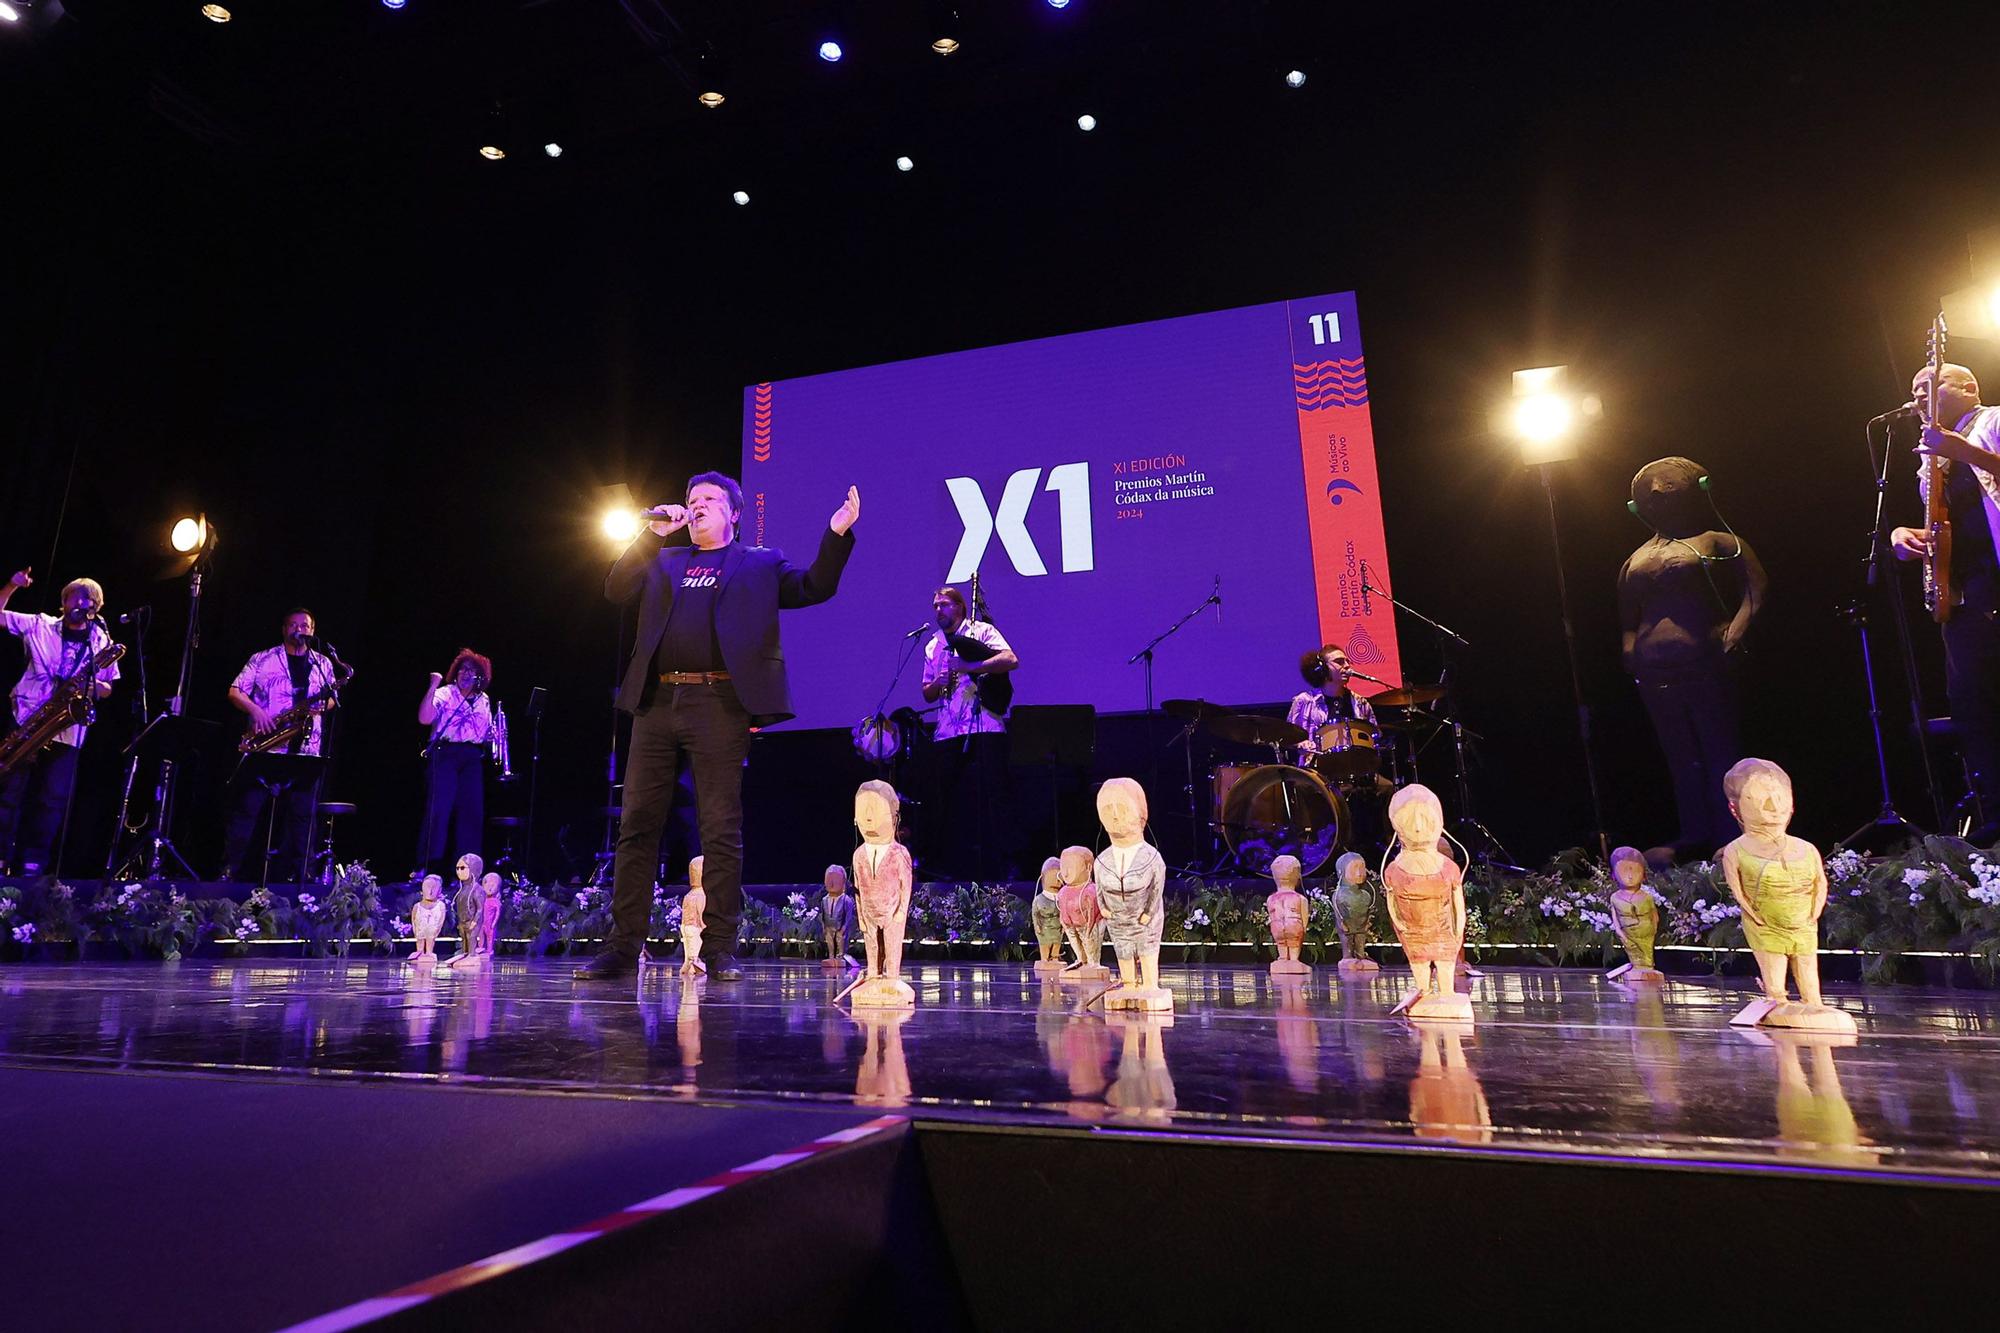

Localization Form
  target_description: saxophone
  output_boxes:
[0,643,126,778]
[240,684,341,754]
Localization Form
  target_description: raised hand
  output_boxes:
[830,485,861,535]
[7,568,30,590]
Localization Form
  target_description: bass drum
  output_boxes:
[1219,763,1348,878]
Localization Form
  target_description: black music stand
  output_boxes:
[112,714,219,881]
[1008,705,1095,851]
[236,751,324,886]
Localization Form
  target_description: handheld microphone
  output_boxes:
[1870,403,1919,425]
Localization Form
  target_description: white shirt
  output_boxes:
[2,612,120,749]
[922,618,1011,740]
[231,645,339,757]
[427,685,496,745]
[1918,405,2000,583]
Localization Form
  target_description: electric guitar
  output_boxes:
[1922,311,1954,623]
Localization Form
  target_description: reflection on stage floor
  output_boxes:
[2,959,1996,1180]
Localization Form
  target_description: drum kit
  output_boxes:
[1165,685,1447,877]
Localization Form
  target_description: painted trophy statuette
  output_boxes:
[1266,853,1311,975]
[850,780,916,1008]
[1032,856,1067,973]
[439,853,486,973]
[409,873,446,965]
[681,855,707,976]
[1057,845,1108,981]
[1382,785,1472,1021]
[1719,759,1855,1034]
[1095,778,1171,1012]
[820,864,860,972]
[1605,845,1665,986]
[1332,851,1380,975]
[478,872,502,958]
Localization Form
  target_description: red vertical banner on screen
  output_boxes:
[1289,296,1402,695]
[746,381,773,546]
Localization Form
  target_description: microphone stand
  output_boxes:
[1359,572,1521,869]
[1127,586,1220,874]
[1126,588,1221,716]
[1841,414,1942,847]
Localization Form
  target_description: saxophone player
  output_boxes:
[217,608,339,882]
[0,568,119,876]
[414,648,500,877]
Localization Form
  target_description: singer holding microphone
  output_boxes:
[414,648,497,876]
[919,584,1018,880]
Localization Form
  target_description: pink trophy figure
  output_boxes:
[1606,846,1665,986]
[478,872,502,958]
[1032,857,1066,973]
[681,855,708,976]
[1382,785,1472,1021]
[1057,846,1107,980]
[1096,778,1171,1012]
[1266,853,1311,975]
[409,874,446,966]
[820,864,860,972]
[1720,759,1855,1034]
[851,780,916,1008]
[439,853,487,974]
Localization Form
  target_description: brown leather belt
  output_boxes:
[657,670,732,685]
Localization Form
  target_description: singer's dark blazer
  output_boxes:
[605,526,855,725]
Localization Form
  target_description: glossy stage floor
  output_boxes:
[5,958,1999,1330]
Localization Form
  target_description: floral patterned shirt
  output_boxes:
[922,618,1011,740]
[231,645,339,756]
[2,611,120,748]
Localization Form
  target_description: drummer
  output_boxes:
[1287,645,1377,743]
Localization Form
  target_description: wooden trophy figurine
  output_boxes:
[681,855,707,976]
[1720,759,1855,1034]
[1382,785,1472,1021]
[1095,778,1171,1012]
[851,780,915,1008]
[439,853,486,974]
[1032,857,1067,973]
[1606,846,1665,986]
[1332,851,1380,976]
[409,874,446,966]
[1266,854,1312,975]
[478,872,503,959]
[1057,846,1108,980]
[820,864,860,972]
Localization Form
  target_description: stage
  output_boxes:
[4,957,1999,1329]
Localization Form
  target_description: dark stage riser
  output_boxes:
[390,1121,1998,1331]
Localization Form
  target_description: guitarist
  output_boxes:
[218,608,338,881]
[1892,362,2000,843]
[0,569,119,876]
[920,585,1019,878]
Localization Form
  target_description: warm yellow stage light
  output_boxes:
[600,508,642,545]
[932,37,960,55]
[200,4,230,22]
[170,517,206,554]
[1512,393,1575,444]
[1988,283,2000,330]
[479,145,506,161]
[698,90,726,109]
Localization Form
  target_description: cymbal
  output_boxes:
[1162,698,1223,724]
[1208,713,1307,747]
[1367,685,1444,709]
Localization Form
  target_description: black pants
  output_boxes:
[1944,576,2000,824]
[607,683,750,960]
[221,772,322,882]
[1636,661,1741,853]
[927,731,1011,881]
[0,739,79,873]
[416,742,485,873]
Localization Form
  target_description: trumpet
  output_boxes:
[493,700,514,779]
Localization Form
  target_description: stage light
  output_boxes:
[818,40,843,62]
[1076,113,1097,132]
[382,0,406,9]
[1046,0,1072,9]
[479,144,505,160]
[1512,394,1574,445]
[200,4,230,21]
[1506,365,1583,466]
[1285,69,1307,88]
[928,1,962,53]
[0,4,21,23]
[895,155,914,172]
[698,90,726,109]
[170,517,205,554]
[932,36,958,55]
[543,142,562,158]
[600,508,642,545]
[732,190,750,206]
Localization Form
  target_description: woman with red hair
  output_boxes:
[415,648,496,875]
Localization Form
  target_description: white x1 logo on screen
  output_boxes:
[944,463,1094,581]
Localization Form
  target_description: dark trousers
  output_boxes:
[1636,661,1741,853]
[927,731,1011,881]
[0,740,79,873]
[1944,576,2000,823]
[416,742,485,873]
[608,683,751,960]
[221,774,321,882]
